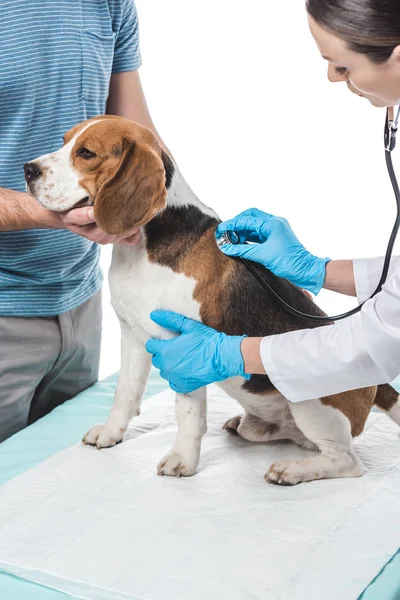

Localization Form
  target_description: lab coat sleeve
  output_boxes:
[260,265,400,402]
[353,256,400,303]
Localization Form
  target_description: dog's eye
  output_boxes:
[77,147,97,159]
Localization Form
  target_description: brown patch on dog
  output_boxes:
[93,138,166,234]
[178,227,239,328]
[63,114,118,145]
[62,116,167,234]
[112,145,122,157]
[373,383,399,412]
[321,386,377,437]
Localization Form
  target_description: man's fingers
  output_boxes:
[65,223,117,244]
[65,224,93,236]
[63,208,141,246]
[96,233,118,245]
[118,231,142,247]
[114,228,140,242]
[62,207,95,226]
[85,229,117,245]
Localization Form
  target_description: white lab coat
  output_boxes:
[260,256,400,402]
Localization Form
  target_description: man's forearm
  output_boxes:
[0,188,61,231]
[106,71,173,157]
[322,260,357,297]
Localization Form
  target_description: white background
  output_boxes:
[99,0,400,378]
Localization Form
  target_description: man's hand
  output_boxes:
[58,207,142,247]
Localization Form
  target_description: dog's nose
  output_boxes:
[24,162,42,183]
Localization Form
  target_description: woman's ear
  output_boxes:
[94,139,167,234]
[393,45,400,67]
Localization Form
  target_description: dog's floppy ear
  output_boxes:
[94,139,167,234]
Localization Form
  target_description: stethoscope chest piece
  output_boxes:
[216,230,240,248]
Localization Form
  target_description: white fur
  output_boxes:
[158,388,207,477]
[164,164,218,219]
[109,241,202,343]
[26,120,103,211]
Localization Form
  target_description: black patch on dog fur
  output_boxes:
[161,150,175,189]
[145,205,218,269]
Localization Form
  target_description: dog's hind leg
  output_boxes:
[265,399,364,486]
[223,410,316,449]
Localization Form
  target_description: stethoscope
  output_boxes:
[218,107,400,323]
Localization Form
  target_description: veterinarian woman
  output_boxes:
[147,0,400,403]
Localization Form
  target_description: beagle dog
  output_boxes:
[25,116,400,485]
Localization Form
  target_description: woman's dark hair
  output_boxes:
[306,0,400,63]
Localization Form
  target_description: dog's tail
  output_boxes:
[374,383,400,426]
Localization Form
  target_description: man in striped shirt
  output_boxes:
[0,0,166,441]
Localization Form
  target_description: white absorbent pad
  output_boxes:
[0,386,399,600]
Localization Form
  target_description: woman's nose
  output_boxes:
[327,64,347,83]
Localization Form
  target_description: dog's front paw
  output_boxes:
[157,452,198,478]
[82,423,124,449]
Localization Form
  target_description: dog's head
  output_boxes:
[24,116,172,234]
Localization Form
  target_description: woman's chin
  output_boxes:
[350,89,387,107]
[366,97,392,108]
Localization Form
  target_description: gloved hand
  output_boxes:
[145,310,250,394]
[216,208,331,295]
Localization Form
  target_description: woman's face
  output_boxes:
[308,15,400,107]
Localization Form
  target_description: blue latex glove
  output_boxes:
[217,208,331,295]
[145,310,250,394]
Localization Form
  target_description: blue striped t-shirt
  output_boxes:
[0,0,141,316]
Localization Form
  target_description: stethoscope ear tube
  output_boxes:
[376,108,400,295]
[237,108,400,323]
